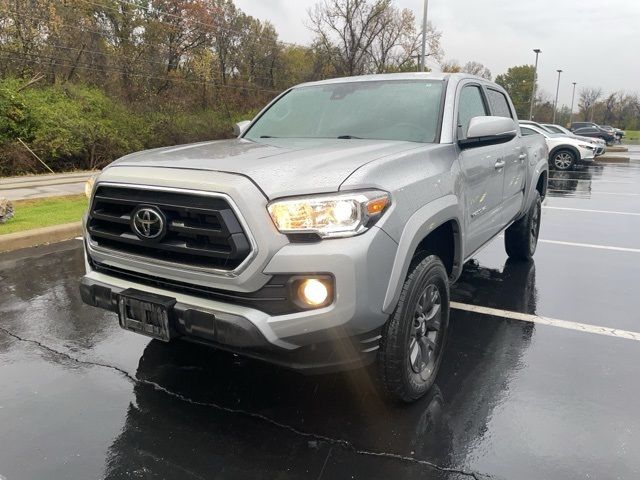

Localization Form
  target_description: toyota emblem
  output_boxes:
[131,206,165,240]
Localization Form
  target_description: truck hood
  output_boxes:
[109,138,424,199]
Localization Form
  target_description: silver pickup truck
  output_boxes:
[80,73,548,402]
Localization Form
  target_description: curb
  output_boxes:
[596,155,630,163]
[605,146,628,153]
[0,222,82,252]
[0,171,96,186]
[0,177,90,191]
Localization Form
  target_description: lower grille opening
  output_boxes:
[91,261,306,316]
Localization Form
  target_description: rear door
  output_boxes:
[456,83,506,257]
[485,87,526,224]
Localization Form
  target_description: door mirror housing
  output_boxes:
[459,116,518,149]
[234,120,251,137]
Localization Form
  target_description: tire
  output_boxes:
[505,190,542,261]
[551,149,575,170]
[377,255,450,403]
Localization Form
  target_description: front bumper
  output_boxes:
[81,225,398,373]
[80,275,382,373]
[577,146,596,162]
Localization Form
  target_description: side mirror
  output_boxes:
[459,116,518,149]
[234,120,251,137]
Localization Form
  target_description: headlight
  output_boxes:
[84,174,99,198]
[267,190,390,239]
[578,144,594,150]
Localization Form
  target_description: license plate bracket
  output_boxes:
[117,289,176,342]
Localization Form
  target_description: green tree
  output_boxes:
[495,65,535,119]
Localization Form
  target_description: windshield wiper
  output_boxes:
[260,135,278,138]
[337,135,362,139]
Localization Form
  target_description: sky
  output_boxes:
[234,0,640,107]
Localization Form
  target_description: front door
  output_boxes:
[456,84,506,256]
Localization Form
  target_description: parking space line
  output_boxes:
[542,206,640,216]
[548,178,635,184]
[538,239,640,253]
[548,189,640,196]
[497,235,640,253]
[451,302,640,342]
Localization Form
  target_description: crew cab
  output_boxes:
[520,121,596,170]
[80,73,548,402]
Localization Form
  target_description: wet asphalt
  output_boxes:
[1,148,640,480]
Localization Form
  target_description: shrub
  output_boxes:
[0,78,255,177]
[0,197,15,224]
[0,80,34,145]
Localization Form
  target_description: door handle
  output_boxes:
[495,159,506,169]
[519,153,527,161]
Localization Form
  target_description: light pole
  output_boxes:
[419,0,429,72]
[552,69,563,124]
[528,49,541,120]
[569,82,577,126]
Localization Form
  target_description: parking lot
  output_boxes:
[1,148,639,480]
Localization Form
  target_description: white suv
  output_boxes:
[519,122,596,170]
[541,123,606,156]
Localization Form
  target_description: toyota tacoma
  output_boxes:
[80,73,548,402]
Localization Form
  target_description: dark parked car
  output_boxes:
[571,125,616,145]
[571,121,599,130]
[601,125,625,141]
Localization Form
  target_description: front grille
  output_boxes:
[88,185,252,271]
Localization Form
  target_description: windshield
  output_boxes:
[536,124,555,134]
[544,125,563,134]
[245,80,444,143]
[552,125,573,135]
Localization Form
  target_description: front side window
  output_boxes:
[520,126,537,136]
[457,85,488,139]
[244,80,444,144]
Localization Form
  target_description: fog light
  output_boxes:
[298,279,329,306]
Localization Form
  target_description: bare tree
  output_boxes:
[601,92,622,124]
[307,0,441,75]
[462,61,491,80]
[578,87,603,122]
[308,0,392,76]
[367,6,415,73]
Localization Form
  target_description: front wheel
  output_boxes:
[504,191,542,260]
[551,149,575,170]
[377,255,450,403]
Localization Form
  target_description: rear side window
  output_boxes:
[457,85,488,138]
[487,89,513,119]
